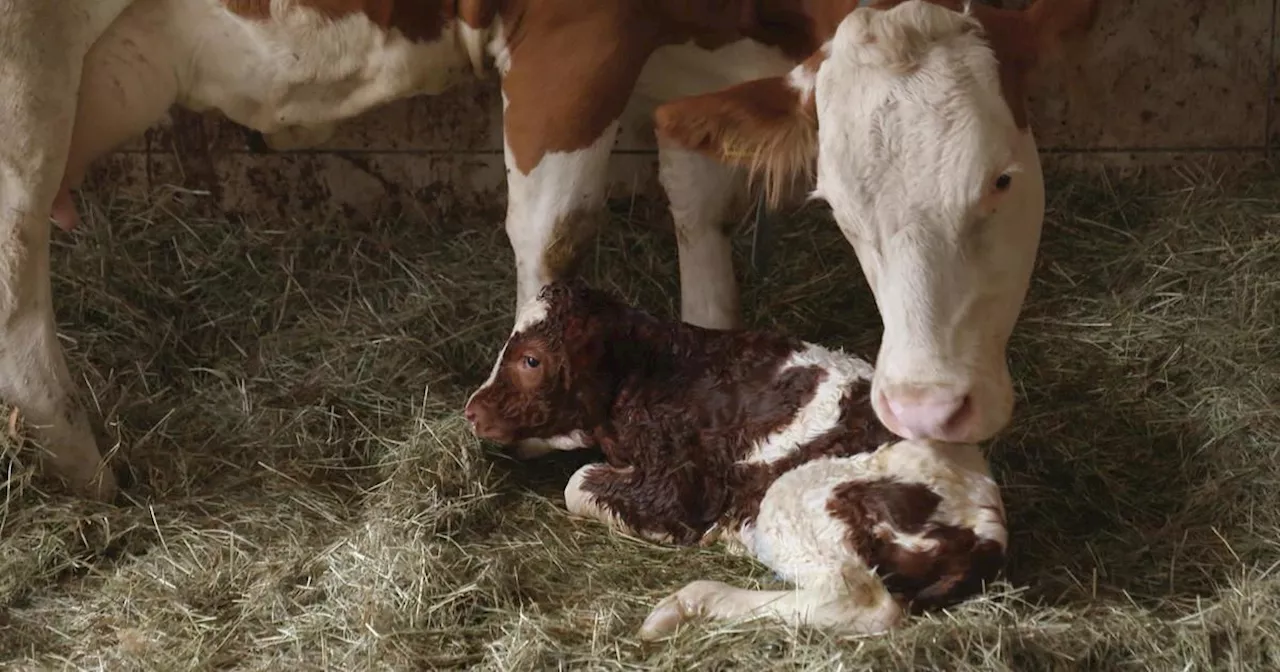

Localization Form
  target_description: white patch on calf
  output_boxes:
[513,430,589,460]
[739,344,875,466]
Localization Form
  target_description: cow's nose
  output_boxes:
[877,385,976,443]
[464,407,478,424]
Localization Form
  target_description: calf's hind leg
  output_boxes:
[637,571,902,640]
[637,458,906,639]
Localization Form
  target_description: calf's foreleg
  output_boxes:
[564,462,681,545]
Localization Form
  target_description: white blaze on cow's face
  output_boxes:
[810,3,1045,444]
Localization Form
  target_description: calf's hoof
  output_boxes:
[637,580,728,640]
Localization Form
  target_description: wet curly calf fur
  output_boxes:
[464,279,1008,638]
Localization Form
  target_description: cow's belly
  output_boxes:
[169,0,476,135]
[634,39,794,104]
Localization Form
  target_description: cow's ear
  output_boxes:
[654,57,821,210]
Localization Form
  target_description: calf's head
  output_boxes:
[464,279,617,458]
[654,0,1097,444]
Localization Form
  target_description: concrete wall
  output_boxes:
[86,0,1278,221]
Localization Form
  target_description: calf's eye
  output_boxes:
[523,355,540,369]
[994,174,1013,191]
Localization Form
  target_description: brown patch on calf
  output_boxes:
[827,478,1005,612]
[580,361,832,543]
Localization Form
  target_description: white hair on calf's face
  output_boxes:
[468,292,551,405]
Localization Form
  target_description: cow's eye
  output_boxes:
[523,355,540,369]
[994,174,1013,191]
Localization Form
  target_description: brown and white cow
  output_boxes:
[464,278,1007,637]
[0,0,1095,500]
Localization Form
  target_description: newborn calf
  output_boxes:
[464,279,1007,638]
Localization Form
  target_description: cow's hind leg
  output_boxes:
[0,216,114,498]
[1,0,174,499]
[0,0,141,500]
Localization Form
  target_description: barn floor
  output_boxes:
[1,162,1278,670]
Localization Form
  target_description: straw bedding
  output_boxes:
[1,161,1277,670]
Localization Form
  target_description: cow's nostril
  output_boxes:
[878,386,974,442]
[464,407,478,424]
[941,395,974,435]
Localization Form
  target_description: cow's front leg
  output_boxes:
[501,119,619,311]
[497,21,654,311]
[656,142,745,330]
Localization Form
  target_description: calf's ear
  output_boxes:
[653,60,820,210]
